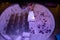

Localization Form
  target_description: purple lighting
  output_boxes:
[0,4,55,40]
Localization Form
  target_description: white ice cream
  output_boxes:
[28,11,35,22]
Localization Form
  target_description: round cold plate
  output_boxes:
[0,3,55,40]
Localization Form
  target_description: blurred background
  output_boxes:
[0,0,60,40]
